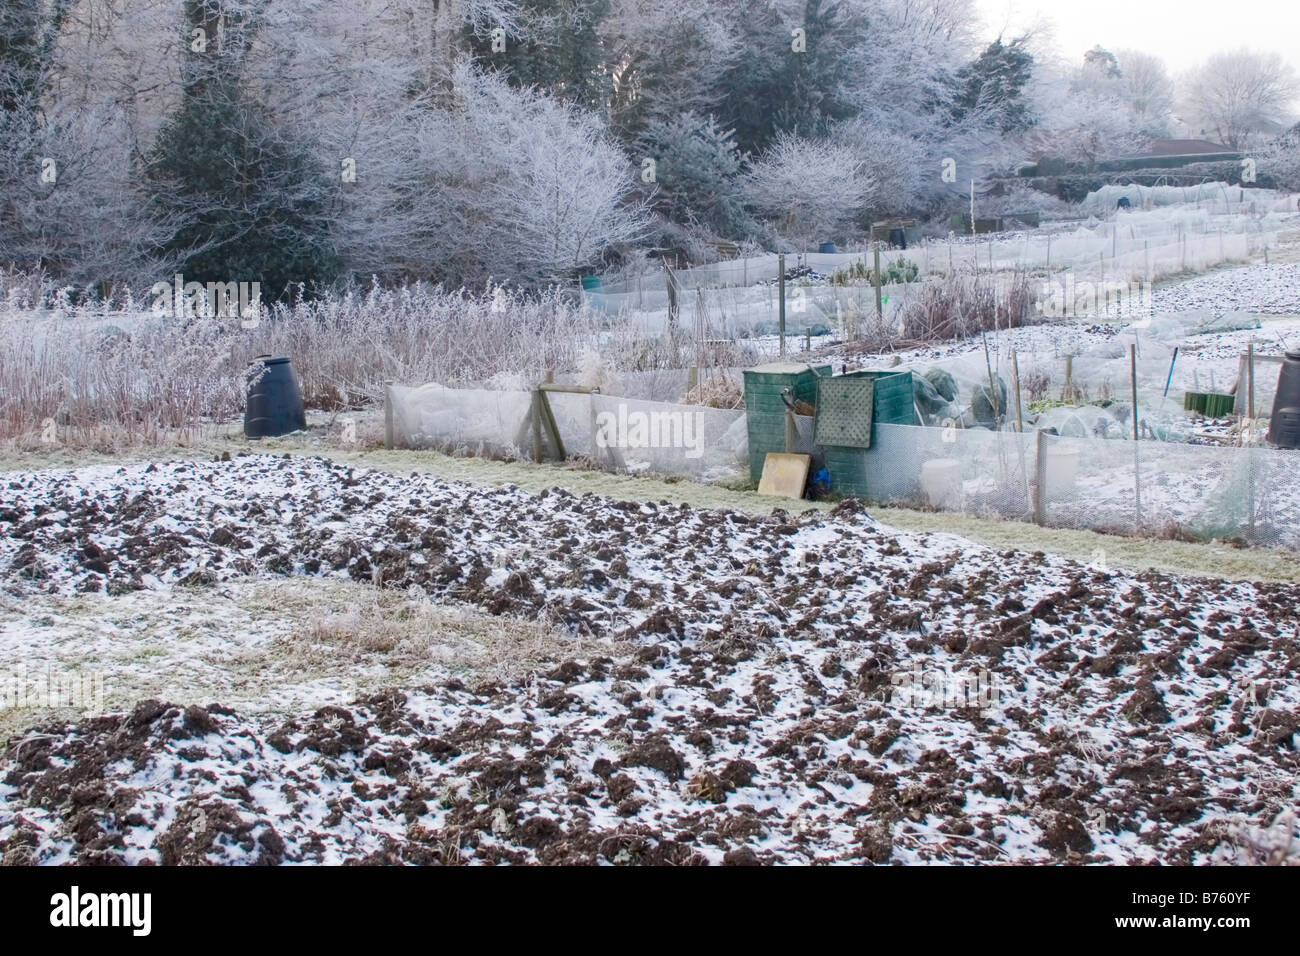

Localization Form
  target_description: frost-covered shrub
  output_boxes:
[744,133,874,246]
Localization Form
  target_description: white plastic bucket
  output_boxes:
[920,457,961,508]
[1044,446,1080,498]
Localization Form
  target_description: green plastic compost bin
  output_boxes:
[817,369,918,498]
[743,362,832,484]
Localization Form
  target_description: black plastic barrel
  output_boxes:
[1267,350,1300,449]
[244,356,307,439]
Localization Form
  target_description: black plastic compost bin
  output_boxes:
[244,356,307,439]
[1267,350,1300,449]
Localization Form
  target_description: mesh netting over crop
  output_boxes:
[588,394,748,482]
[1042,433,1298,548]
[387,384,535,459]
[857,423,1036,519]
[387,384,748,482]
[859,422,1300,550]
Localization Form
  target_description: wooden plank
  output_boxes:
[530,391,543,463]
[757,453,810,499]
[539,389,566,460]
[538,383,597,395]
[384,383,395,450]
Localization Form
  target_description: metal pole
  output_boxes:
[1163,347,1178,398]
[778,254,786,358]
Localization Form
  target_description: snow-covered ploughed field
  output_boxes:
[0,455,1296,864]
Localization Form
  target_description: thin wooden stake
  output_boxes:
[873,244,883,320]
[384,383,395,450]
[1245,342,1255,451]
[1130,343,1142,524]
[778,253,786,358]
[1011,349,1024,433]
[982,331,1000,424]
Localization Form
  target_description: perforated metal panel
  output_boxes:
[815,376,875,449]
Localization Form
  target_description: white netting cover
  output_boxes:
[862,423,1036,520]
[387,383,748,482]
[387,384,534,458]
[587,394,748,482]
[859,422,1300,549]
[1040,432,1299,548]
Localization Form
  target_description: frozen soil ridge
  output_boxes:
[1,454,1298,864]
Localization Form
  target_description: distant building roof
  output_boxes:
[1140,138,1232,156]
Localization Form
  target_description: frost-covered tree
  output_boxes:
[145,3,340,298]
[334,66,647,286]
[1021,48,1149,167]
[1115,49,1174,137]
[1181,49,1299,150]
[146,76,339,299]
[0,0,174,291]
[745,133,874,246]
[949,37,1037,135]
[470,69,648,278]
[636,113,752,239]
[1082,45,1121,81]
[1033,90,1146,166]
[715,0,863,153]
[600,0,743,139]
[1257,128,1300,190]
[464,0,612,109]
[831,1,1020,216]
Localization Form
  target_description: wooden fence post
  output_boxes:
[531,389,543,463]
[778,254,786,358]
[873,244,883,320]
[384,383,395,450]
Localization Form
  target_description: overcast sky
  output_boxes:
[973,0,1300,76]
